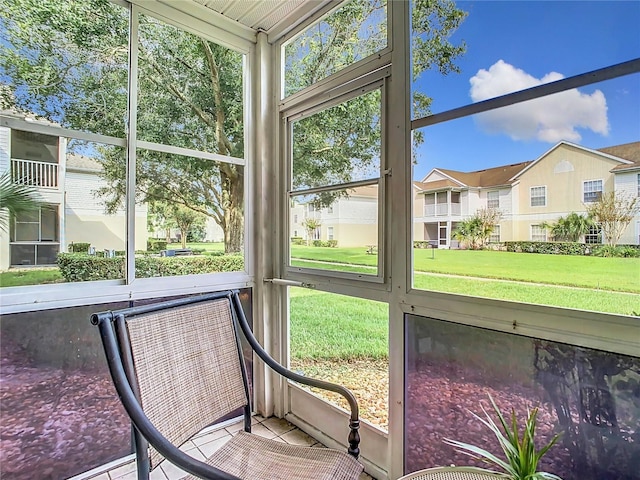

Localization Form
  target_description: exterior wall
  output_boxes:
[290,186,378,246]
[330,223,377,247]
[329,193,377,247]
[463,189,480,216]
[614,171,640,245]
[65,170,148,251]
[0,127,10,270]
[513,144,624,240]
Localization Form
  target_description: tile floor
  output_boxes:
[92,415,375,480]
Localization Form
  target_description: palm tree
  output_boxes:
[0,172,40,232]
[544,212,594,242]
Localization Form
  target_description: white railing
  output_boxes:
[423,203,461,217]
[11,158,59,188]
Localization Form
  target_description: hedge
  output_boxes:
[68,242,91,253]
[414,241,437,249]
[504,241,640,257]
[57,253,244,282]
[147,239,168,251]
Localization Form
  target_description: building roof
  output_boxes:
[599,141,640,172]
[419,140,639,191]
[66,154,103,172]
[430,161,532,189]
[414,179,462,192]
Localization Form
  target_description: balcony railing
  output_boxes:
[11,158,59,188]
[423,203,461,217]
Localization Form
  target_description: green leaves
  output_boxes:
[0,172,41,232]
[443,395,563,480]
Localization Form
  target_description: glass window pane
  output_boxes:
[411,1,639,118]
[283,0,387,98]
[136,149,244,279]
[14,222,39,242]
[137,14,244,159]
[1,0,129,137]
[290,186,378,276]
[40,207,58,241]
[292,89,381,191]
[405,314,640,479]
[411,75,640,316]
[10,244,36,266]
[1,302,132,479]
[289,287,388,430]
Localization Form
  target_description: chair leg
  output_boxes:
[134,427,151,479]
[243,405,252,432]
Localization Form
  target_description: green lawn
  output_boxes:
[0,268,64,287]
[291,246,640,293]
[186,242,225,252]
[289,287,388,361]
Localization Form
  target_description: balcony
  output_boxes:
[423,202,461,217]
[11,158,59,188]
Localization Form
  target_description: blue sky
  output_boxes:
[412,0,640,180]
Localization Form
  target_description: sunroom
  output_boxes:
[0,1,639,480]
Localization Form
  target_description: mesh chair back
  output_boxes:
[125,298,249,468]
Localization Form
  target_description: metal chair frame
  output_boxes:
[92,289,361,480]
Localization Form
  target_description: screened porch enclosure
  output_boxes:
[0,1,639,480]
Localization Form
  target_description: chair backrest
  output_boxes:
[124,296,249,468]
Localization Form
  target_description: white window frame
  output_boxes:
[489,224,500,243]
[327,226,334,240]
[0,3,254,314]
[583,179,603,203]
[487,190,499,209]
[530,186,546,207]
[531,224,547,242]
[280,72,389,285]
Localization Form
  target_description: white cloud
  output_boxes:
[469,60,609,143]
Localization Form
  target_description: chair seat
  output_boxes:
[184,431,363,480]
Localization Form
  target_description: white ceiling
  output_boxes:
[192,0,328,35]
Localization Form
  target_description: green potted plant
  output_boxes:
[443,395,563,480]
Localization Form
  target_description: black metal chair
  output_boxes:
[92,290,362,480]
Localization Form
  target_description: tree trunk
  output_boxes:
[221,165,244,253]
[180,228,187,248]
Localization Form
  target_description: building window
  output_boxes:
[489,225,500,243]
[327,205,334,214]
[328,227,334,240]
[530,186,546,207]
[10,205,60,266]
[531,224,547,242]
[585,225,601,244]
[487,191,499,209]
[583,180,603,203]
[308,204,315,212]
[294,230,298,237]
[313,227,321,241]
[293,214,298,223]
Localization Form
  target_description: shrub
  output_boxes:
[68,242,91,253]
[147,239,168,251]
[57,253,244,282]
[414,241,438,249]
[291,237,305,245]
[504,241,589,255]
[57,253,123,282]
[592,245,640,258]
[310,240,337,247]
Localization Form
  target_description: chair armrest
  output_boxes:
[92,312,241,480]
[230,292,361,458]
